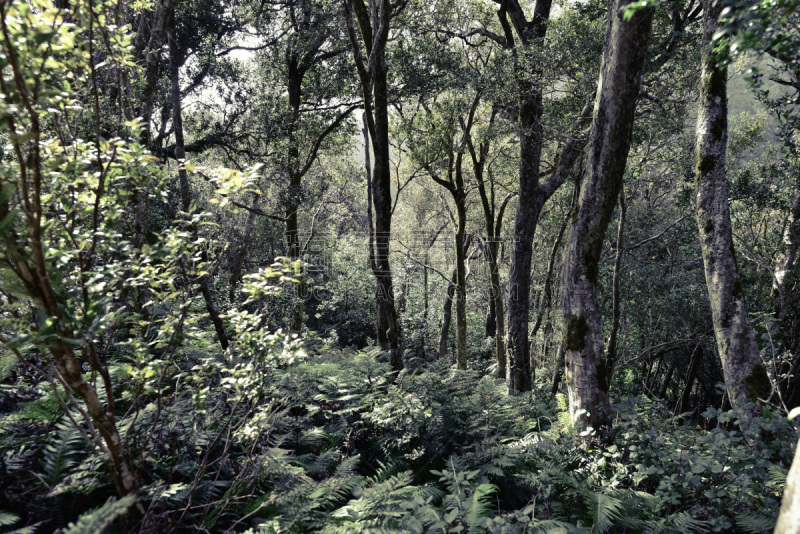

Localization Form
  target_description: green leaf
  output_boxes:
[64,495,136,534]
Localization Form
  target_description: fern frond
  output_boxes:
[587,492,624,534]
[735,512,776,534]
[531,519,581,533]
[63,495,136,534]
[334,455,360,477]
[42,417,86,487]
[0,511,19,527]
[465,483,497,534]
[769,464,788,487]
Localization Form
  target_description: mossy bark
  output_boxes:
[560,0,653,434]
[693,0,764,411]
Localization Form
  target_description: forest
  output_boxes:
[0,0,799,531]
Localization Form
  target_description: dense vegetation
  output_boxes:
[0,0,799,531]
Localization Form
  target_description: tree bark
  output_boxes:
[504,0,553,394]
[168,9,229,350]
[659,364,674,399]
[676,343,703,415]
[454,193,468,369]
[693,0,768,410]
[485,297,497,338]
[560,0,653,433]
[439,266,458,360]
[468,108,513,379]
[135,0,178,145]
[606,189,626,381]
[772,185,800,353]
[775,436,800,534]
[345,0,403,371]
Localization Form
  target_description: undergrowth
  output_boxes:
[0,341,795,533]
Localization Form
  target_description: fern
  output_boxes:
[40,417,86,487]
[531,519,582,534]
[768,464,788,487]
[464,483,497,534]
[586,491,624,534]
[735,512,777,534]
[63,495,136,534]
[0,511,19,527]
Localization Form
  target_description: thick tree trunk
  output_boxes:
[775,436,800,534]
[372,65,401,370]
[694,0,768,410]
[168,10,229,351]
[285,58,305,331]
[560,0,653,433]
[500,0,553,394]
[506,75,549,393]
[506,101,594,393]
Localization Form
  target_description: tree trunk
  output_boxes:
[135,0,177,145]
[506,66,549,393]
[560,0,653,433]
[423,255,429,356]
[229,192,259,302]
[490,249,507,378]
[531,205,570,376]
[468,107,510,379]
[439,266,458,360]
[168,9,229,351]
[552,344,565,396]
[455,195,468,370]
[606,190,626,381]
[345,0,403,371]
[773,188,800,326]
[775,436,800,534]
[485,297,497,338]
[659,364,674,399]
[285,56,305,331]
[676,343,703,415]
[694,0,768,410]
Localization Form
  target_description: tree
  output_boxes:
[775,433,800,533]
[406,93,482,370]
[559,0,654,432]
[0,0,169,503]
[465,0,596,393]
[693,0,769,410]
[167,6,230,350]
[343,0,409,371]
[265,0,356,330]
[467,111,517,378]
